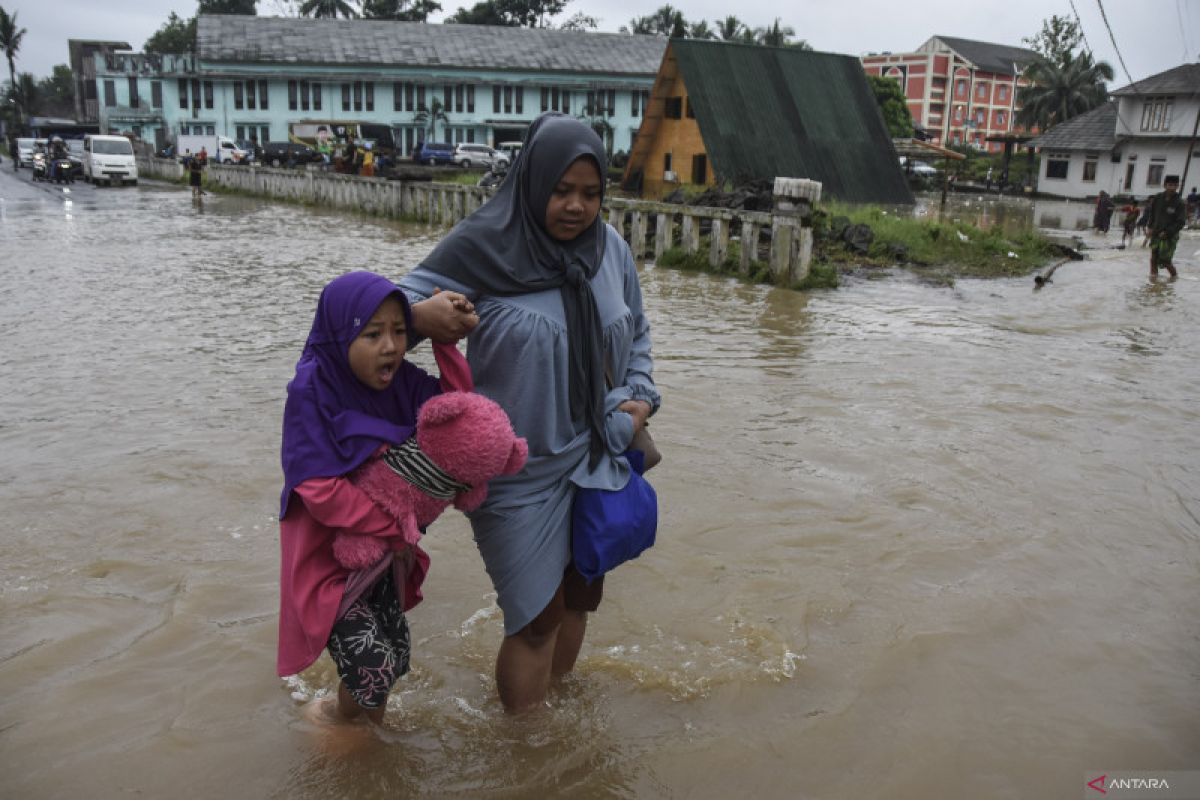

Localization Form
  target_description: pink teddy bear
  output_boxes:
[333,391,528,570]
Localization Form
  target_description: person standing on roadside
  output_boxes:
[1146,175,1186,279]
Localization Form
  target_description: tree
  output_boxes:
[144,12,198,53]
[1022,15,1082,67]
[866,75,914,138]
[715,16,744,41]
[558,11,597,30]
[620,5,682,36]
[0,6,26,114]
[362,0,442,20]
[446,0,565,27]
[37,64,74,117]
[413,96,448,141]
[755,18,794,47]
[299,0,359,18]
[198,0,258,12]
[1015,51,1113,131]
[6,71,37,117]
[688,21,716,40]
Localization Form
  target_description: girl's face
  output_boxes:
[544,157,602,242]
[347,296,407,390]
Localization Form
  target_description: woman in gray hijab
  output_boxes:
[402,113,659,712]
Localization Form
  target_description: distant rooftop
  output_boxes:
[196,15,667,76]
[1026,101,1117,151]
[1111,63,1200,97]
[925,35,1038,74]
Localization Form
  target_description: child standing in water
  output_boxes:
[277,271,475,725]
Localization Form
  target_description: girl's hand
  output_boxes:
[619,399,652,435]
[412,288,479,343]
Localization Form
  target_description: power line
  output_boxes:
[1067,0,1098,59]
[1094,0,1139,89]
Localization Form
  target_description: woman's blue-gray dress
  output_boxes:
[401,224,660,635]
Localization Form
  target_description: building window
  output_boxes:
[300,80,310,111]
[503,86,512,113]
[691,153,707,185]
[258,125,269,143]
[341,83,350,111]
[234,82,244,109]
[416,86,425,110]
[103,80,116,107]
[975,110,985,125]
[663,152,672,172]
[455,84,463,113]
[954,105,963,121]
[631,89,649,117]
[444,86,452,112]
[191,79,201,110]
[353,81,363,112]
[467,85,474,113]
[998,85,1008,101]
[365,82,374,112]
[1082,156,1098,181]
[955,80,966,98]
[178,79,188,109]
[493,86,501,113]
[151,81,162,108]
[204,81,214,109]
[976,82,987,99]
[291,80,300,111]
[516,87,524,114]
[1046,153,1069,180]
[1141,98,1173,131]
[996,110,1005,127]
[128,77,139,108]
[247,80,256,110]
[259,80,269,110]
[664,96,682,119]
[541,87,549,112]
[395,82,404,112]
[561,89,569,113]
[1147,159,1165,186]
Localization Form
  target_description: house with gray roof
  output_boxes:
[1027,63,1200,200]
[87,15,666,156]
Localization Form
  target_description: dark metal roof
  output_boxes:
[931,36,1037,75]
[671,40,913,205]
[195,15,666,76]
[1111,63,1200,97]
[1025,101,1118,151]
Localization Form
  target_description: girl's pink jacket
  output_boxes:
[276,342,472,677]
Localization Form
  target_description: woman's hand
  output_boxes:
[411,288,479,343]
[618,399,652,435]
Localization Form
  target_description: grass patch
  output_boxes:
[816,201,1058,280]
[655,241,822,290]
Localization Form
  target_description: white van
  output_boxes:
[15,137,46,168]
[83,134,138,186]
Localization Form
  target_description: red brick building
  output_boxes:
[861,36,1037,152]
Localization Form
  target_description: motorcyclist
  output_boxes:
[49,136,68,181]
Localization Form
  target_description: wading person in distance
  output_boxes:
[1147,175,1186,279]
[400,112,660,713]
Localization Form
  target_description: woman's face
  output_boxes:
[544,156,602,242]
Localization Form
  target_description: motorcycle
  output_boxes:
[50,156,74,184]
[477,162,508,189]
[31,151,48,181]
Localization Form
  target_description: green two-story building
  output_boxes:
[82,14,666,158]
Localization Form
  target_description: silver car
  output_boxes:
[452,143,509,169]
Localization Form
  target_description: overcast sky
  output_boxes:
[5,0,1194,86]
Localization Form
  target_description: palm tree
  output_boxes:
[298,0,359,18]
[688,20,715,40]
[413,96,447,142]
[7,71,37,118]
[715,15,743,41]
[0,6,27,112]
[1015,51,1113,132]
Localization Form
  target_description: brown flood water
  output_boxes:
[1,172,1198,798]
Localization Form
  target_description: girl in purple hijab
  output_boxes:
[277,271,474,726]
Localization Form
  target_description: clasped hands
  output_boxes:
[411,287,479,343]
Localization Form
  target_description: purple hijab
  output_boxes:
[279,271,437,518]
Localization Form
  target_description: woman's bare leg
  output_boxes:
[496,626,558,712]
[552,609,587,675]
[336,683,384,725]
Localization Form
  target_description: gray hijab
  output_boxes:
[419,113,609,468]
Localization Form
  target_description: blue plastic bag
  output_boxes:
[571,450,658,583]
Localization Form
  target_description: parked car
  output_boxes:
[496,141,523,163]
[235,139,260,163]
[452,143,509,169]
[900,157,938,177]
[262,141,321,167]
[15,137,47,168]
[412,141,455,166]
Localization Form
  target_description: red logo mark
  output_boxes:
[1087,775,1107,794]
